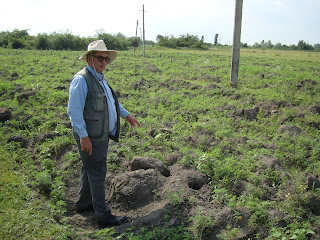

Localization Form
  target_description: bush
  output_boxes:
[8,38,26,49]
[35,170,52,193]
[157,34,207,49]
[97,33,128,50]
[35,34,50,50]
[297,40,314,51]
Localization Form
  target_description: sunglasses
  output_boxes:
[92,55,111,63]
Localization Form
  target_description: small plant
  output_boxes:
[35,170,52,193]
[50,175,67,203]
[247,200,270,226]
[190,211,215,239]
[211,187,233,207]
[93,227,118,239]
[152,189,161,201]
[41,158,54,171]
[268,223,315,240]
[188,196,197,206]
[217,225,240,240]
[53,200,67,215]
[124,225,194,240]
[166,189,185,205]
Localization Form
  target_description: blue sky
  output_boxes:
[1,0,319,46]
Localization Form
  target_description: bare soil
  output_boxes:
[61,138,320,239]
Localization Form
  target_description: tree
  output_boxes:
[156,35,164,42]
[97,33,128,50]
[8,38,25,49]
[274,43,282,50]
[35,33,50,50]
[266,40,274,49]
[10,29,29,38]
[127,37,142,47]
[240,42,248,48]
[297,40,313,50]
[0,31,9,47]
[214,34,219,46]
[6,29,30,49]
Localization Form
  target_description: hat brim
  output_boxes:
[78,50,118,64]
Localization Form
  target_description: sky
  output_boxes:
[0,0,319,46]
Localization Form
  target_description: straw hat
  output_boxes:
[78,40,117,63]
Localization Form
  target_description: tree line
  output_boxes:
[0,30,144,51]
[244,39,319,51]
[0,29,319,51]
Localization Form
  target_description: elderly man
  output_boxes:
[67,40,140,227]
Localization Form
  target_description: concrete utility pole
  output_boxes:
[230,0,243,87]
[142,4,145,57]
[134,20,138,52]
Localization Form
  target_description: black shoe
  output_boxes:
[76,205,94,213]
[98,215,128,227]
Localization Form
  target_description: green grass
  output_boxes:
[1,46,320,239]
[0,145,74,240]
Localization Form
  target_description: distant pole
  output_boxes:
[142,4,145,57]
[134,20,138,52]
[230,0,243,87]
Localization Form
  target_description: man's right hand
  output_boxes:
[80,136,92,155]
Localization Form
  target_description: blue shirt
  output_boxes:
[67,65,129,139]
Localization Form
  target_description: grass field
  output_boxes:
[1,46,320,239]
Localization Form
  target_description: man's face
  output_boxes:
[87,51,110,73]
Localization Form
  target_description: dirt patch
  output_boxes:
[232,107,259,121]
[278,124,306,136]
[0,108,12,122]
[64,151,320,239]
[64,156,214,235]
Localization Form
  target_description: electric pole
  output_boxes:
[230,0,243,87]
[142,4,145,57]
[134,20,138,52]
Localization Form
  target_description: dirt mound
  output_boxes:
[62,145,320,239]
[65,156,214,235]
[66,154,307,239]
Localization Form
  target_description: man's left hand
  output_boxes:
[126,114,141,128]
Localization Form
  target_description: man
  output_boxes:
[67,40,140,227]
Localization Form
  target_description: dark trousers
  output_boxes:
[76,140,111,221]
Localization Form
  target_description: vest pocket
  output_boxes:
[85,118,102,138]
[92,93,106,111]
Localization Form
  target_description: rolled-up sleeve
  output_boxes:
[119,103,130,119]
[67,75,88,138]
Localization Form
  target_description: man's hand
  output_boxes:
[126,114,141,128]
[80,136,92,155]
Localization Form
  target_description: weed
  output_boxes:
[35,170,52,193]
[268,222,315,240]
[41,158,54,171]
[152,189,161,201]
[124,225,194,240]
[217,225,240,240]
[93,227,118,239]
[50,175,67,203]
[190,211,215,239]
[211,187,234,208]
[165,189,185,205]
[53,200,68,215]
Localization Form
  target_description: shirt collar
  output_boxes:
[86,65,104,81]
